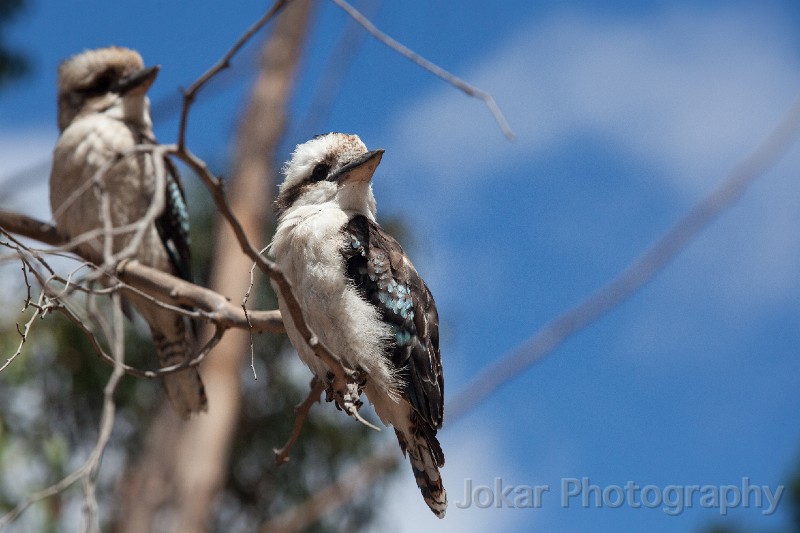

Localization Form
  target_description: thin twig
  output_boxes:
[57,294,147,376]
[0,228,57,277]
[329,0,515,140]
[177,0,290,149]
[0,291,44,373]
[81,292,126,532]
[273,377,325,465]
[242,245,271,381]
[20,260,32,309]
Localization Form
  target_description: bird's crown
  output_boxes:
[281,132,369,191]
[56,46,157,132]
[58,46,145,96]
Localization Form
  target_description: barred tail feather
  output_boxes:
[152,320,207,418]
[395,424,447,518]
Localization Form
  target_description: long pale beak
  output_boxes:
[114,65,160,95]
[333,149,384,185]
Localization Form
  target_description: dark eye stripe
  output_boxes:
[275,182,306,215]
[275,161,334,215]
[79,68,117,96]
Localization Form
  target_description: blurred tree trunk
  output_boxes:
[115,2,315,531]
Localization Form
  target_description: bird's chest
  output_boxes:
[271,208,393,385]
[272,207,350,293]
[50,116,165,266]
[52,117,155,227]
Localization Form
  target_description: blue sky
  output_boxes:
[2,1,800,531]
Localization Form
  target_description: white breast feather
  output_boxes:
[270,202,398,398]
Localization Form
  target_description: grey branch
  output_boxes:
[273,376,325,466]
[177,0,289,148]
[0,209,284,335]
[329,0,515,140]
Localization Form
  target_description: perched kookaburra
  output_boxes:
[49,47,207,417]
[270,133,446,517]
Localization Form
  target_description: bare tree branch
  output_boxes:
[329,0,515,140]
[0,210,62,245]
[273,377,325,465]
[117,260,283,333]
[80,292,126,532]
[0,210,284,335]
[177,0,290,148]
[0,290,45,373]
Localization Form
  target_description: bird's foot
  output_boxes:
[323,369,379,431]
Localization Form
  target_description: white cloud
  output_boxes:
[389,4,800,200]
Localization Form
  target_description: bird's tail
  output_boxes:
[152,317,207,418]
[395,417,447,518]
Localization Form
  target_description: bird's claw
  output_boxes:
[322,369,379,431]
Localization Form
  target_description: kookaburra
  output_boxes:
[49,47,207,417]
[270,133,446,517]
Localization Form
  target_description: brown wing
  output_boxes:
[342,215,443,429]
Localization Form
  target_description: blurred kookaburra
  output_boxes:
[270,133,446,517]
[49,47,206,417]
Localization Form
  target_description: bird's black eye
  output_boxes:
[82,69,115,95]
[309,162,330,183]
